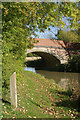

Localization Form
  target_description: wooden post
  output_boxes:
[10,72,17,108]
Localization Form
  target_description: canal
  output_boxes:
[25,58,80,90]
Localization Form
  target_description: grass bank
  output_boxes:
[2,70,80,119]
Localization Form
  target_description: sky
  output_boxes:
[31,17,71,39]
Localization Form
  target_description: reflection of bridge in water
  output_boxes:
[27,38,80,69]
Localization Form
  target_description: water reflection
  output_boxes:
[24,67,80,90]
[58,78,70,90]
[36,70,80,90]
[24,67,36,73]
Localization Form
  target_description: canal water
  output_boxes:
[24,66,80,90]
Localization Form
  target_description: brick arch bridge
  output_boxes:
[27,38,80,68]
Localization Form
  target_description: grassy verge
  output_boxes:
[2,70,80,119]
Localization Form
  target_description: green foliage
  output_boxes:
[27,53,38,57]
[57,29,79,43]
[2,3,27,96]
[56,55,80,73]
[66,55,80,73]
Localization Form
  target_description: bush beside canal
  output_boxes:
[58,55,80,109]
[58,55,80,73]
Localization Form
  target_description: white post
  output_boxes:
[10,72,17,108]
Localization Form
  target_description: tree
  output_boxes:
[56,2,80,42]
[2,2,80,96]
[57,29,79,42]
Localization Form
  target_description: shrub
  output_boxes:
[66,55,80,73]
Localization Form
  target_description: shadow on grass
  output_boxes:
[49,89,79,111]
[49,89,73,97]
[27,98,40,107]
[55,99,78,110]
[2,99,11,105]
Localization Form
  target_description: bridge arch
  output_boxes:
[27,47,61,60]
[27,47,67,69]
